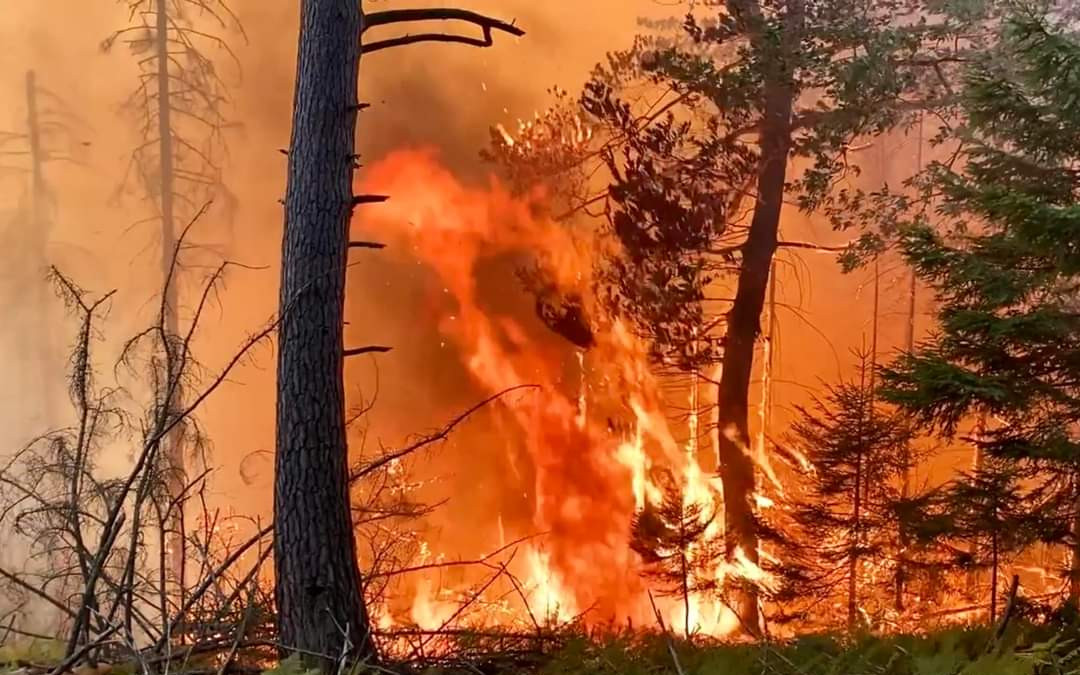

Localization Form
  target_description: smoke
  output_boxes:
[0,0,952,633]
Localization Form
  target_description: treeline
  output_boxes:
[487,0,1080,636]
[778,8,1080,632]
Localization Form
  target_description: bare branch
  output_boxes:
[776,239,852,253]
[362,8,523,35]
[363,30,494,53]
[349,384,539,483]
[352,194,390,207]
[0,565,79,620]
[361,8,523,54]
[344,346,392,358]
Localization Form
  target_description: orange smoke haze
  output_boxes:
[0,0,960,636]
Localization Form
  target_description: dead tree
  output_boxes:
[103,0,242,586]
[274,4,521,670]
[0,72,84,431]
[0,215,277,668]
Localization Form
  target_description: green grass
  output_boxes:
[6,624,1080,675]
[522,624,1080,675]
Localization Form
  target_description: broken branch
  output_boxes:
[344,346,392,358]
[352,194,389,207]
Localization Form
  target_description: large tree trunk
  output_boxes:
[714,0,800,634]
[274,0,374,668]
[714,50,796,637]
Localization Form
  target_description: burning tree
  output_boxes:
[275,4,522,669]
[781,351,913,631]
[879,7,1080,610]
[488,0,1005,630]
[630,478,722,640]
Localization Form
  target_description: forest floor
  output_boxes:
[4,623,1080,675]
[512,626,1070,675]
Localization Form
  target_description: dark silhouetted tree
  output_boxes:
[275,4,521,669]
[932,459,1040,622]
[104,0,243,582]
[0,72,84,430]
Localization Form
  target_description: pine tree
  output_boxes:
[879,6,1080,606]
[933,458,1040,622]
[630,479,722,640]
[782,352,912,630]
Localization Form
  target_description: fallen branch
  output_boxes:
[49,623,120,675]
[153,523,274,653]
[647,591,686,675]
[416,556,514,657]
[367,533,540,580]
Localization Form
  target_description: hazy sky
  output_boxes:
[0,1,955,526]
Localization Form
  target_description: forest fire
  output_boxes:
[349,139,1074,645]
[8,1,1080,672]
[352,149,770,641]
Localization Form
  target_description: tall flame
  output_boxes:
[355,148,750,634]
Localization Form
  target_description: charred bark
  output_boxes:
[274,0,374,668]
[714,0,801,634]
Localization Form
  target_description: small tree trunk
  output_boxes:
[895,269,915,613]
[1069,480,1080,603]
[990,526,999,623]
[154,0,187,592]
[896,116,922,613]
[274,0,375,668]
[848,450,862,630]
[968,416,986,599]
[680,548,691,640]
